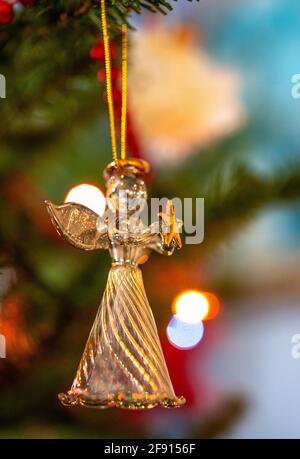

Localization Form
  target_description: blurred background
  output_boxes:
[1,0,300,439]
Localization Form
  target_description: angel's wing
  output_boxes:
[45,201,109,251]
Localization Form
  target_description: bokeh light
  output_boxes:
[173,290,209,324]
[65,183,106,216]
[172,290,221,323]
[167,315,204,350]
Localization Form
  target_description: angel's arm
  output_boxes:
[138,233,175,255]
[134,221,180,255]
[45,201,109,251]
[147,232,178,256]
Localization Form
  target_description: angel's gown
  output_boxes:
[46,201,185,409]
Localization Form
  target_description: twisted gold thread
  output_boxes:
[100,1,128,162]
[121,23,128,160]
[100,0,118,163]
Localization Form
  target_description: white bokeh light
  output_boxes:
[174,290,209,324]
[65,184,106,216]
[167,315,204,350]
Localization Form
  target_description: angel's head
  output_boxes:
[104,159,149,216]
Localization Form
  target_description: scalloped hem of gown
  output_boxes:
[58,391,186,410]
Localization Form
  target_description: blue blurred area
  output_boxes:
[210,0,300,170]
[171,0,300,171]
[218,300,300,439]
[157,0,300,254]
[208,1,300,254]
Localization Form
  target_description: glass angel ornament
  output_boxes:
[45,159,185,409]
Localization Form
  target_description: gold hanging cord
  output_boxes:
[100,0,127,163]
[121,23,127,160]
